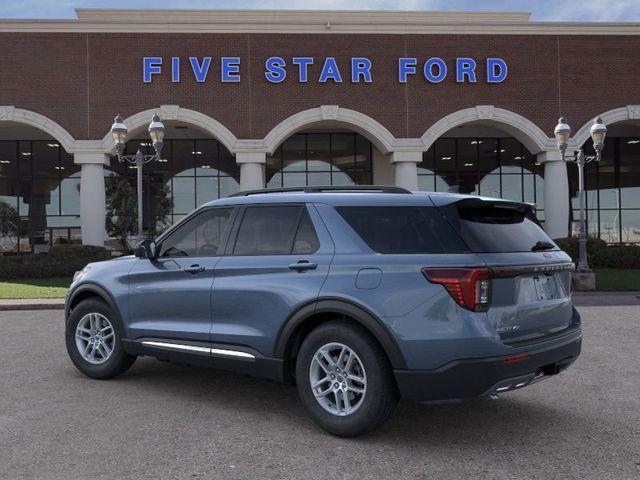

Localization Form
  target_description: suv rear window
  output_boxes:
[440,199,557,253]
[336,206,468,254]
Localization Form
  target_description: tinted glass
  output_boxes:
[234,205,302,256]
[266,133,372,188]
[336,206,467,254]
[292,209,320,254]
[444,200,556,253]
[160,207,233,257]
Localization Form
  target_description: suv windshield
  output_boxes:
[336,206,468,254]
[439,199,557,253]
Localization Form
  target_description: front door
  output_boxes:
[211,204,334,356]
[127,207,236,342]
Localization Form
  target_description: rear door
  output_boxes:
[211,203,334,356]
[436,197,574,344]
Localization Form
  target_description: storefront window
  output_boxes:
[266,133,373,188]
[569,137,640,244]
[419,137,544,223]
[0,140,80,253]
[110,138,240,233]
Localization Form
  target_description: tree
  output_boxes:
[105,175,173,251]
[0,201,20,252]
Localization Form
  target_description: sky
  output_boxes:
[1,0,640,22]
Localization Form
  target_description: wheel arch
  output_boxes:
[66,283,121,325]
[275,298,408,381]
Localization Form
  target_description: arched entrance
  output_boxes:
[266,129,377,189]
[106,119,240,250]
[0,110,79,253]
[262,106,396,189]
[419,124,545,214]
[571,113,640,244]
[419,107,568,238]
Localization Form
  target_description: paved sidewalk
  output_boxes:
[572,291,640,306]
[0,298,65,311]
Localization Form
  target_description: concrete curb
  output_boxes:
[0,299,65,311]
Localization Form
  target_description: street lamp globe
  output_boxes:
[110,115,128,152]
[554,117,571,154]
[590,116,607,155]
[148,113,165,156]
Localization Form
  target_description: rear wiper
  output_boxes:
[531,241,555,252]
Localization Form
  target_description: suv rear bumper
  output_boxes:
[393,326,582,402]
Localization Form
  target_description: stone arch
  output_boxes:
[420,105,553,154]
[0,106,76,152]
[572,105,640,148]
[100,105,239,154]
[263,106,397,155]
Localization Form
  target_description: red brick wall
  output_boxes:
[1,32,639,142]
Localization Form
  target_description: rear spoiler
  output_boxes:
[429,195,535,213]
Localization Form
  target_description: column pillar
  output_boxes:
[75,152,109,246]
[237,151,266,191]
[390,151,422,191]
[538,151,569,239]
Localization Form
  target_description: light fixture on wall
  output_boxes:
[110,113,166,237]
[553,116,607,273]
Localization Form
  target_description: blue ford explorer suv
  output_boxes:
[65,186,581,437]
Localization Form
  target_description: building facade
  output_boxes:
[1,9,640,252]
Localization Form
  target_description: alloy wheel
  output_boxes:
[75,313,115,365]
[309,342,367,416]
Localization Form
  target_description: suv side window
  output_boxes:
[292,209,320,254]
[336,206,467,254]
[233,205,319,256]
[159,207,234,257]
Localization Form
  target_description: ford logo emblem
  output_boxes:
[543,252,552,258]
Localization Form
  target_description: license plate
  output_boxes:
[533,275,556,300]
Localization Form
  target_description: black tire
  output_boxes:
[295,320,398,437]
[65,298,136,379]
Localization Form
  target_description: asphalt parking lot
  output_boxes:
[1,307,639,480]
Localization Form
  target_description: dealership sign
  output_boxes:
[142,56,508,84]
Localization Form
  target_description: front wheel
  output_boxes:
[65,298,136,379]
[295,320,398,437]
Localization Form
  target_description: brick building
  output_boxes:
[1,9,639,251]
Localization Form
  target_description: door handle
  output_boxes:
[288,260,318,272]
[184,264,205,274]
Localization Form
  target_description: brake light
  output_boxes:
[421,268,492,312]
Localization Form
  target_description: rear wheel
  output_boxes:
[65,298,136,379]
[295,320,398,437]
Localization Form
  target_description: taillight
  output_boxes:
[421,268,492,312]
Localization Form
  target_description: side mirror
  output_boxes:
[134,239,157,259]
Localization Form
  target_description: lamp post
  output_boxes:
[554,116,607,272]
[110,114,165,237]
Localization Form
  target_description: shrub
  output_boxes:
[555,237,640,269]
[554,237,607,266]
[592,245,640,269]
[0,245,111,280]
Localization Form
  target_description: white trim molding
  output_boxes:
[421,106,553,154]
[100,105,239,155]
[571,105,640,149]
[263,106,397,155]
[0,106,76,153]
[2,9,640,35]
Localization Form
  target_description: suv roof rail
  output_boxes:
[228,185,412,197]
